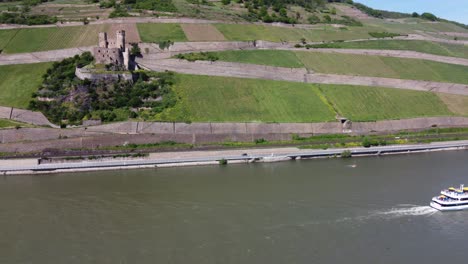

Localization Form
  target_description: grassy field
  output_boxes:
[0,29,20,52]
[1,25,109,53]
[155,74,336,122]
[180,24,226,41]
[137,23,187,43]
[154,74,460,122]
[308,40,468,59]
[212,50,304,68]
[215,24,372,42]
[318,85,454,121]
[366,19,468,34]
[0,63,52,108]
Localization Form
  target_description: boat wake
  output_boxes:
[264,205,439,231]
[370,204,438,219]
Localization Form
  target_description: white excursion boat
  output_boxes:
[430,184,468,211]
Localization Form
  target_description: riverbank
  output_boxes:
[1,140,467,175]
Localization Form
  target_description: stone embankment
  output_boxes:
[136,59,468,96]
[0,106,56,127]
[1,117,467,153]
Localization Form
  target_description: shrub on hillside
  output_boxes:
[175,52,219,62]
[369,32,402,39]
[0,13,57,25]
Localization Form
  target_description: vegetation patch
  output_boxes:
[318,85,454,121]
[0,119,31,129]
[0,62,52,108]
[0,12,57,25]
[28,53,177,125]
[368,32,403,38]
[175,52,218,62]
[137,23,187,43]
[179,50,304,68]
[131,0,177,12]
[155,74,336,122]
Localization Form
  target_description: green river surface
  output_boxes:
[1,150,468,263]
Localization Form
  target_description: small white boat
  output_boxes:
[430,184,468,211]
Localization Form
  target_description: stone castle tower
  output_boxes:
[93,30,130,69]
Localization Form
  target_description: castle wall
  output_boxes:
[93,47,123,65]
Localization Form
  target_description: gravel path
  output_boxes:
[137,58,468,96]
[0,46,93,66]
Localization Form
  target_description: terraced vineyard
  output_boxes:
[156,74,336,122]
[297,52,468,84]
[200,50,468,84]
[154,74,465,123]
[214,24,373,42]
[319,85,454,121]
[0,25,110,53]
[307,40,468,59]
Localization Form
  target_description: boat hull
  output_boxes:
[430,201,468,211]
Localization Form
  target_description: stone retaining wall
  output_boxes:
[0,106,55,127]
[2,118,468,149]
[75,67,133,81]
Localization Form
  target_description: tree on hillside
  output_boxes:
[421,12,438,21]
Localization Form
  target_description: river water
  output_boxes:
[1,151,468,263]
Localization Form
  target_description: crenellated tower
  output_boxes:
[116,30,126,50]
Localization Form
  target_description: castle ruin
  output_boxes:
[93,30,130,70]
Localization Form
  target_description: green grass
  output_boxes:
[0,119,32,128]
[154,74,461,122]
[155,74,336,122]
[137,23,187,42]
[209,50,305,68]
[1,25,109,53]
[319,85,454,121]
[0,63,52,108]
[0,29,19,51]
[296,52,468,84]
[215,24,372,42]
[307,40,468,59]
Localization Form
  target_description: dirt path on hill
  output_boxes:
[136,59,468,96]
[2,39,468,67]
